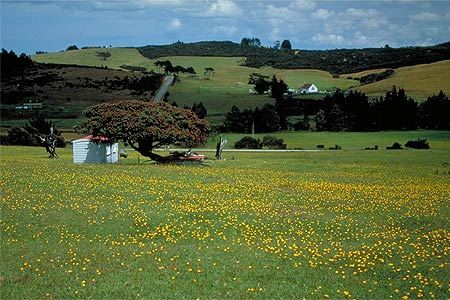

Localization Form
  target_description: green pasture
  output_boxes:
[1,131,449,299]
[206,130,450,151]
[32,49,358,116]
[163,56,357,114]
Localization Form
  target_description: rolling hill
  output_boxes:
[1,44,448,129]
[31,46,450,102]
[138,41,450,74]
[345,60,450,100]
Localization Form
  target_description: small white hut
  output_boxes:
[300,83,318,94]
[72,135,119,164]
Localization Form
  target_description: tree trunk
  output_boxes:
[130,140,173,163]
[215,135,227,160]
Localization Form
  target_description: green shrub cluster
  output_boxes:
[234,136,286,149]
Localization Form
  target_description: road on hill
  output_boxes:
[153,75,174,102]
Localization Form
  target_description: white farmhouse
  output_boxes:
[300,83,318,94]
[72,135,119,164]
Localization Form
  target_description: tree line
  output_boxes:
[1,49,35,80]
[221,87,450,133]
[139,41,450,74]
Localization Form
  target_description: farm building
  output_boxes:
[72,135,119,164]
[300,83,318,94]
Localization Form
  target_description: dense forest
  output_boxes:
[139,40,450,74]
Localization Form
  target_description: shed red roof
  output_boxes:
[301,83,313,89]
[80,135,110,141]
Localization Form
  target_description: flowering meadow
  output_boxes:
[1,146,449,299]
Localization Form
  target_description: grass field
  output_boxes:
[204,130,450,151]
[1,131,449,299]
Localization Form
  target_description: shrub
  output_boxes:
[1,127,39,146]
[405,138,430,149]
[386,142,403,150]
[234,136,262,149]
[262,136,287,149]
[120,64,147,72]
[66,45,79,51]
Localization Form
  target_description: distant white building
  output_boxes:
[72,135,118,164]
[15,102,43,110]
[300,83,318,94]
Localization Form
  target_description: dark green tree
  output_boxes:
[294,115,310,131]
[66,45,79,51]
[418,90,450,130]
[254,78,271,94]
[273,40,281,50]
[254,104,281,133]
[96,51,111,60]
[1,49,34,79]
[281,40,292,50]
[374,86,417,130]
[328,104,346,131]
[314,110,327,131]
[192,102,207,119]
[270,75,288,99]
[240,37,250,47]
[222,105,253,133]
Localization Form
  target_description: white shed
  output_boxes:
[72,135,119,164]
[300,83,318,94]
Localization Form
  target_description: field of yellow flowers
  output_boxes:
[1,146,449,299]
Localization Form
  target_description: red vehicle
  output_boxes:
[170,149,205,164]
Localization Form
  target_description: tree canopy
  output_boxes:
[76,100,210,162]
[281,39,292,50]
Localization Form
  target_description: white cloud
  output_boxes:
[353,31,369,45]
[169,18,182,30]
[410,11,441,22]
[342,8,378,19]
[136,0,186,6]
[269,27,282,42]
[266,4,292,17]
[312,8,333,20]
[312,33,345,45]
[208,0,242,17]
[289,0,316,11]
[94,0,187,9]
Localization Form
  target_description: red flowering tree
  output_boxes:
[76,100,210,162]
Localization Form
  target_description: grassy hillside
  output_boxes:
[346,60,450,100]
[32,48,449,102]
[152,56,357,115]
[32,48,154,70]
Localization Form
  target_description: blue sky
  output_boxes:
[1,0,449,54]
